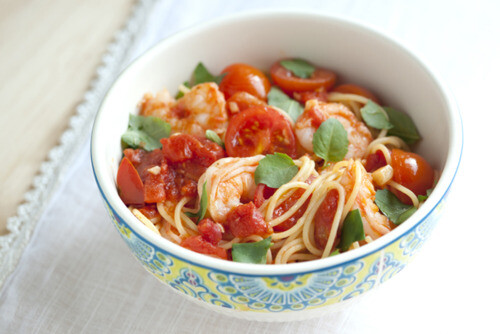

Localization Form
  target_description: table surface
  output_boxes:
[0,0,135,234]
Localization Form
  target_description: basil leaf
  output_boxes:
[193,62,225,85]
[232,237,271,264]
[312,118,349,162]
[418,188,433,202]
[254,153,299,188]
[205,130,225,149]
[360,100,393,130]
[417,194,427,202]
[330,249,340,257]
[175,81,190,99]
[267,86,303,121]
[384,107,421,144]
[338,210,365,252]
[397,206,417,223]
[280,59,315,78]
[375,189,416,225]
[121,114,171,151]
[186,182,208,223]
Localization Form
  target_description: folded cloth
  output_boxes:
[0,0,480,333]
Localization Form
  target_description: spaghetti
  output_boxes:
[118,59,436,264]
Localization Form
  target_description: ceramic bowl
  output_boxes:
[91,11,462,321]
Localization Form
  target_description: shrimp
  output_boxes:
[295,99,372,160]
[335,160,391,240]
[140,82,228,137]
[198,156,263,223]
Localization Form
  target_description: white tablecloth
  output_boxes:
[1,0,499,332]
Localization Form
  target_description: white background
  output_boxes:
[1,0,498,333]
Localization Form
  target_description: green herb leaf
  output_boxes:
[185,182,208,223]
[384,107,421,144]
[375,189,416,225]
[254,153,299,188]
[175,81,191,99]
[280,59,315,78]
[267,86,303,121]
[329,249,340,257]
[338,210,365,252]
[312,118,349,163]
[360,100,393,130]
[232,237,272,264]
[121,114,171,151]
[417,188,433,202]
[193,62,226,85]
[205,130,225,149]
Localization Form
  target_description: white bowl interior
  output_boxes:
[92,11,461,275]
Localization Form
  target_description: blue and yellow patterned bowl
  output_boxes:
[91,11,462,321]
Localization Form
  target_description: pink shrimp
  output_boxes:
[140,83,228,137]
[295,99,372,159]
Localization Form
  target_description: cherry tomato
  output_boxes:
[333,84,380,104]
[180,235,228,260]
[270,60,336,93]
[314,189,339,249]
[219,63,271,100]
[365,150,387,172]
[391,149,434,202]
[225,106,297,158]
[116,157,144,206]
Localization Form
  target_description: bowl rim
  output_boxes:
[91,9,463,276]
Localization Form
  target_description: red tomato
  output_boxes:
[225,106,297,158]
[270,60,336,93]
[391,149,434,203]
[365,150,387,172]
[180,235,227,260]
[198,218,223,245]
[161,134,225,170]
[219,63,271,100]
[314,189,339,249]
[333,84,380,104]
[272,189,310,232]
[117,157,144,206]
[226,202,270,238]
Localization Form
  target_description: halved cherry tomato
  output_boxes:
[314,189,339,249]
[333,84,380,104]
[391,149,434,203]
[117,157,144,206]
[219,63,271,100]
[225,106,297,158]
[270,60,336,93]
